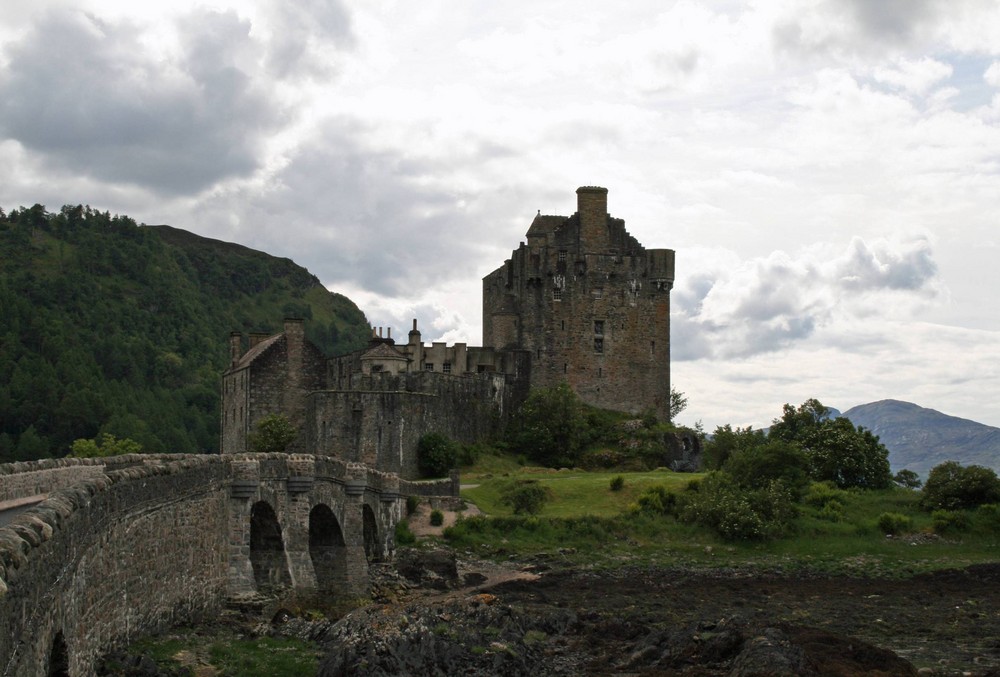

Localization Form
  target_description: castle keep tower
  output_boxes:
[483,187,675,420]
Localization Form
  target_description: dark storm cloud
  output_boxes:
[671,237,939,361]
[772,0,943,59]
[0,10,284,195]
[264,0,355,78]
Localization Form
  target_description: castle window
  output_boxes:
[443,362,452,374]
[594,338,604,353]
[371,364,383,373]
[598,367,603,378]
[425,363,434,371]
[553,288,562,301]
[592,288,603,299]
[650,340,655,354]
[561,320,565,330]
[558,250,567,262]
[594,320,604,335]
[564,363,568,374]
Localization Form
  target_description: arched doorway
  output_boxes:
[362,504,380,563]
[309,504,346,592]
[250,501,290,591]
[47,632,68,677]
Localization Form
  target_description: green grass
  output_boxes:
[130,628,320,676]
[463,467,696,517]
[452,463,1000,576]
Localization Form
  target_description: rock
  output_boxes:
[395,547,458,590]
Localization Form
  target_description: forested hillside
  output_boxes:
[0,204,371,460]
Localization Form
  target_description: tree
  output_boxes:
[669,387,688,421]
[703,424,766,470]
[507,383,586,467]
[893,469,923,490]
[248,414,296,453]
[722,439,811,498]
[69,433,142,458]
[921,461,1000,511]
[768,399,891,490]
[417,432,459,478]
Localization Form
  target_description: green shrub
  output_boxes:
[932,509,971,534]
[429,509,444,526]
[678,472,797,541]
[977,503,1000,531]
[722,440,810,498]
[417,432,459,478]
[803,481,848,510]
[248,414,296,453]
[922,461,1000,511]
[405,495,420,516]
[817,502,845,522]
[634,485,678,516]
[499,480,551,515]
[609,475,625,492]
[877,512,912,535]
[395,520,416,545]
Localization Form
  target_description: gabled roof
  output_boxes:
[360,342,409,361]
[526,214,567,238]
[231,334,282,370]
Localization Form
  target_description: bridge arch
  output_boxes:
[249,500,290,591]
[362,503,380,563]
[47,631,69,677]
[309,504,346,592]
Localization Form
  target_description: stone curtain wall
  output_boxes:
[308,370,515,478]
[0,455,230,676]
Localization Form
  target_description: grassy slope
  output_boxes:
[454,459,1000,577]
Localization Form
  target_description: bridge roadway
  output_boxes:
[0,453,453,677]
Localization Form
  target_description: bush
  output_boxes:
[722,440,810,498]
[977,504,1000,531]
[507,384,587,467]
[499,480,551,515]
[633,485,678,516]
[893,469,922,489]
[877,512,912,535]
[417,432,459,478]
[678,472,797,541]
[922,461,1000,511]
[429,509,444,526]
[609,475,625,492]
[803,481,848,510]
[405,495,420,516]
[395,520,416,545]
[248,414,296,453]
[931,509,971,535]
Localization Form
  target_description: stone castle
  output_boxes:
[221,187,676,477]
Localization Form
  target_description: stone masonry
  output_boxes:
[222,186,675,472]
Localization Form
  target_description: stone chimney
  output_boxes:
[577,186,608,250]
[248,332,269,349]
[229,332,243,366]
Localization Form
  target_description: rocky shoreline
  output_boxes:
[103,548,1000,676]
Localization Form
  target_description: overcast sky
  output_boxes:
[2,0,999,431]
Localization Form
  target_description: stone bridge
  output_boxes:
[0,453,453,676]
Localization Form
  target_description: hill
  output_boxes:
[842,399,1000,476]
[0,204,371,460]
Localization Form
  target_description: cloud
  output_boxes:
[985,61,1000,87]
[873,57,952,95]
[193,118,515,299]
[260,0,354,78]
[0,9,285,195]
[673,237,939,360]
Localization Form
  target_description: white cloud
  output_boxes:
[873,57,952,95]
[985,61,1000,87]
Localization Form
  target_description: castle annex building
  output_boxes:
[222,187,675,477]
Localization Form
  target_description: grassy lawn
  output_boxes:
[452,460,1000,576]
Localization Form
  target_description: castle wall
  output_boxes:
[483,187,675,421]
[308,371,516,478]
[0,458,107,504]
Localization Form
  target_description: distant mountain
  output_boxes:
[0,204,370,460]
[841,400,1000,476]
